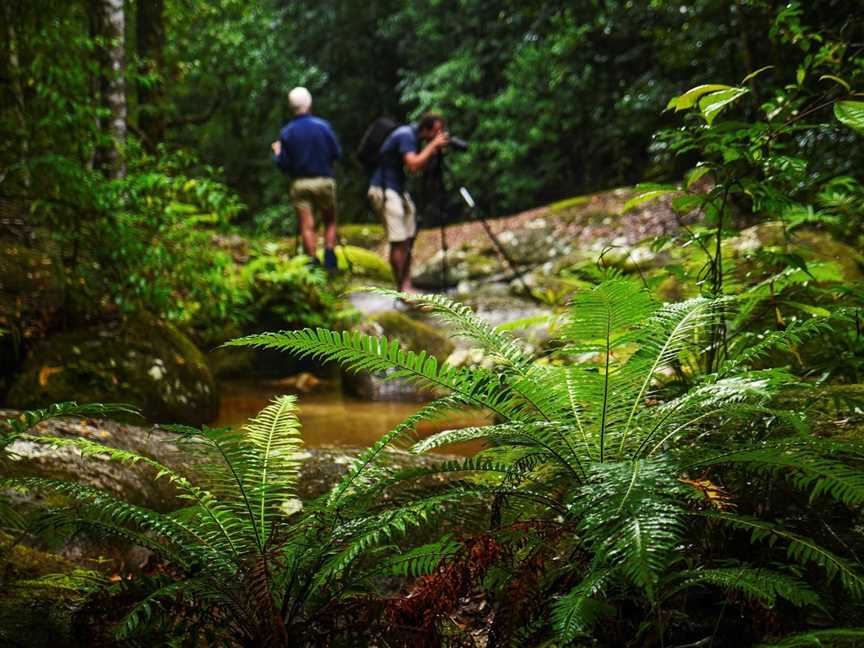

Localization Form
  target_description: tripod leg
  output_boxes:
[440,222,448,291]
[477,213,530,294]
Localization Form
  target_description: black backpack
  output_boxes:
[356,117,399,171]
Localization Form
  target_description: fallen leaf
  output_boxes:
[38,365,63,387]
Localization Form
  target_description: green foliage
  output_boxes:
[5,395,468,644]
[231,280,864,643]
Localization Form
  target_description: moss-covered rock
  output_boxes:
[338,223,385,250]
[6,315,218,425]
[412,247,503,289]
[342,311,455,401]
[0,530,115,648]
[724,222,864,281]
[319,244,393,282]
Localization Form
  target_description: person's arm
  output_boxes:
[273,128,292,173]
[403,131,449,173]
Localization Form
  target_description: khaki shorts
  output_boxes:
[290,177,337,215]
[367,186,417,242]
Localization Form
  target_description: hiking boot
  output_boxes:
[323,248,339,273]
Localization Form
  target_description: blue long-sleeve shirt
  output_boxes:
[274,113,341,178]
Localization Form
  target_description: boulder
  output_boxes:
[412,247,502,289]
[321,245,393,283]
[342,311,455,401]
[0,532,114,648]
[338,223,385,250]
[6,315,218,426]
[724,222,864,281]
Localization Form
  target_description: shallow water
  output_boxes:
[215,379,488,454]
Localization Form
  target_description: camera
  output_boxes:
[447,135,469,151]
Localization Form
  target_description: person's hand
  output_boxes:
[430,131,450,151]
[271,140,281,155]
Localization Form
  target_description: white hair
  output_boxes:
[288,87,312,114]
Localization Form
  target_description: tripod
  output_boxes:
[421,152,528,292]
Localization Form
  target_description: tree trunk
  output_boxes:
[136,0,166,149]
[88,0,127,178]
[3,1,32,191]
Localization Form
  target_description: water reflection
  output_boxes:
[215,379,489,455]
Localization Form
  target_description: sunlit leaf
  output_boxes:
[834,100,864,134]
[699,87,750,125]
[666,84,732,112]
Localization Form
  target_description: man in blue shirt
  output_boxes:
[368,113,450,291]
[272,87,342,269]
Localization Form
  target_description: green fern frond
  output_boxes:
[365,288,535,370]
[9,477,227,571]
[670,567,822,609]
[696,442,864,506]
[634,374,790,457]
[1,402,139,447]
[19,434,250,559]
[617,296,727,452]
[328,395,468,506]
[412,421,583,479]
[317,492,466,585]
[240,395,304,547]
[755,628,864,647]
[708,513,864,598]
[721,315,837,376]
[575,459,688,602]
[552,569,614,642]
[378,535,462,577]
[225,328,521,420]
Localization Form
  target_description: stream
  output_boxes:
[214,378,488,454]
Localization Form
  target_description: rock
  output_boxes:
[342,311,455,401]
[338,223,385,250]
[0,533,113,648]
[412,247,502,289]
[323,245,393,283]
[725,222,864,281]
[6,315,218,426]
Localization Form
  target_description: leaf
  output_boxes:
[38,365,64,387]
[698,87,750,125]
[820,74,851,92]
[666,84,732,112]
[623,185,678,212]
[741,66,774,83]
[686,165,711,188]
[834,100,864,134]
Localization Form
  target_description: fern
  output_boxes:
[364,287,535,371]
[706,513,864,598]
[669,567,822,609]
[756,628,864,647]
[552,569,615,642]
[377,536,462,578]
[1,401,139,448]
[695,441,864,506]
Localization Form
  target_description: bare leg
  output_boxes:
[321,206,337,251]
[297,206,317,258]
[401,237,415,292]
[389,240,406,290]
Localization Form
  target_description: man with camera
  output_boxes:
[272,87,342,270]
[367,113,451,292]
